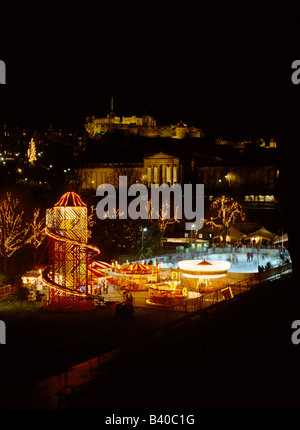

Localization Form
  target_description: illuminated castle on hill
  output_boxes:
[85,98,205,140]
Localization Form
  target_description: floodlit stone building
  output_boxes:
[79,150,279,209]
[85,109,204,140]
[80,100,279,209]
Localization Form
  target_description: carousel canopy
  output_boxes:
[91,260,112,270]
[121,262,155,274]
[197,260,213,266]
[90,267,107,278]
[55,192,87,207]
[245,226,277,242]
[178,259,231,278]
[90,260,112,278]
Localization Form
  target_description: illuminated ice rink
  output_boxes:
[160,250,291,273]
[207,252,282,273]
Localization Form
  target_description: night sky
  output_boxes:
[0,30,296,139]
[0,53,289,134]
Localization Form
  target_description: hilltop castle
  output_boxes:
[85,98,205,140]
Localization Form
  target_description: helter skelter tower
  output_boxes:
[42,192,100,312]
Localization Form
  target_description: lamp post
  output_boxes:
[190,224,195,251]
[141,227,148,260]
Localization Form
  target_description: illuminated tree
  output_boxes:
[0,192,30,273]
[27,138,37,164]
[25,208,46,265]
[206,196,245,242]
[146,199,181,237]
[87,205,96,228]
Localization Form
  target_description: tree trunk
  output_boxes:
[33,248,37,267]
[224,227,228,244]
[3,254,8,274]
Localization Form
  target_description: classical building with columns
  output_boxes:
[143,152,180,186]
[78,148,279,212]
[79,152,180,190]
[79,162,144,190]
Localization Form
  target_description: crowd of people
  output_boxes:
[224,248,291,272]
[226,251,255,264]
[258,262,272,272]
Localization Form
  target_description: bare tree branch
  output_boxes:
[206,196,245,233]
[0,192,30,272]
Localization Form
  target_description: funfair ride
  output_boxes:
[178,259,231,293]
[42,192,101,312]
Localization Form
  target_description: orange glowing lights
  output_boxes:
[55,191,87,208]
[178,259,231,279]
[42,192,101,311]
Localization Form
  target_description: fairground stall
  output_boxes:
[89,260,112,294]
[21,264,48,301]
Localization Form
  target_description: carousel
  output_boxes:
[146,281,187,307]
[178,258,231,294]
[108,261,160,291]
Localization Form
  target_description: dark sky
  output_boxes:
[0,12,297,140]
[0,51,290,137]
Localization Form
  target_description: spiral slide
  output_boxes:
[41,192,102,312]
